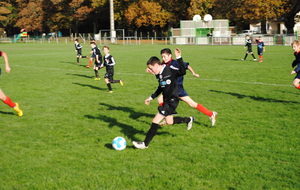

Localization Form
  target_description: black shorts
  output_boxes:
[158,98,179,116]
[104,73,113,81]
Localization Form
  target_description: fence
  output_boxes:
[0,35,298,46]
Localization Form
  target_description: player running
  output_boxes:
[0,51,23,116]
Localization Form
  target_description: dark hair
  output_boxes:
[161,48,172,55]
[103,46,109,50]
[147,56,161,66]
[74,39,79,42]
[90,42,96,45]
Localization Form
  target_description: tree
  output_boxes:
[125,0,173,32]
[282,0,300,34]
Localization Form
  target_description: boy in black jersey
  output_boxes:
[74,39,87,64]
[101,46,123,93]
[132,48,194,149]
[241,35,257,61]
[90,42,102,80]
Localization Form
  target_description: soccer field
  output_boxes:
[0,43,299,189]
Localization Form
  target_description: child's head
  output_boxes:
[103,46,109,54]
[246,35,250,39]
[292,40,300,52]
[147,56,162,75]
[90,42,96,48]
[74,39,79,44]
[161,48,172,63]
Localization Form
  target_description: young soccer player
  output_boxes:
[132,48,194,149]
[149,48,217,126]
[241,35,257,61]
[101,46,123,93]
[0,51,23,116]
[290,40,300,90]
[256,37,265,62]
[86,38,96,68]
[74,39,88,64]
[90,42,102,80]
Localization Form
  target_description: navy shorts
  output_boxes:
[158,98,179,116]
[178,86,188,97]
[295,72,300,79]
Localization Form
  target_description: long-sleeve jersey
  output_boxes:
[150,57,186,102]
[92,46,102,63]
[75,43,82,50]
[103,54,115,73]
[292,51,300,73]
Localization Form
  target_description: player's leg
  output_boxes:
[243,52,248,60]
[132,112,164,149]
[0,89,23,116]
[180,96,217,126]
[250,52,256,60]
[93,64,100,80]
[293,78,300,89]
[86,57,93,68]
[105,74,113,92]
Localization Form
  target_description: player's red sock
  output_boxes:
[296,85,300,89]
[88,60,93,67]
[196,103,213,117]
[2,96,16,108]
[159,102,164,106]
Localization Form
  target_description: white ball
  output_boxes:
[112,136,126,150]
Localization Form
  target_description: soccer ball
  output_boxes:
[112,136,126,150]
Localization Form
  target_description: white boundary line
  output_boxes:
[12,64,293,88]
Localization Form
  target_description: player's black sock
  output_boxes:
[244,54,248,60]
[252,54,256,59]
[81,56,87,58]
[111,80,120,83]
[173,117,191,124]
[144,123,159,146]
[77,57,79,63]
[107,83,112,91]
[94,69,99,78]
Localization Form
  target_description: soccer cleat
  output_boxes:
[119,80,124,86]
[14,103,23,117]
[187,116,194,130]
[108,91,113,93]
[132,141,148,149]
[94,78,101,80]
[241,59,244,61]
[85,65,90,68]
[210,111,217,126]
[253,59,257,61]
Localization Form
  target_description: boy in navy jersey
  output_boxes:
[256,37,265,62]
[101,46,123,93]
[0,51,23,116]
[132,48,194,149]
[290,40,300,90]
[241,35,257,61]
[74,39,87,64]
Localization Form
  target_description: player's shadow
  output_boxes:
[219,58,242,62]
[72,82,106,91]
[210,90,299,104]
[85,114,170,143]
[99,103,154,121]
[59,61,76,64]
[0,111,14,115]
[67,73,93,79]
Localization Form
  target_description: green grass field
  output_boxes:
[0,42,299,189]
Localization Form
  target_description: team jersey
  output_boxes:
[162,58,189,87]
[74,43,82,50]
[103,54,115,73]
[292,51,300,73]
[245,39,252,51]
[256,40,265,50]
[151,57,186,102]
[92,46,102,63]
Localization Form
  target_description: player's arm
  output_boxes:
[187,65,199,77]
[1,51,11,73]
[174,48,186,76]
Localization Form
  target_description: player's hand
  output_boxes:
[175,48,181,57]
[5,66,11,73]
[291,70,296,75]
[97,60,100,63]
[193,73,200,77]
[146,67,155,75]
[144,98,152,105]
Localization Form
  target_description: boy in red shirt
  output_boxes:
[290,40,300,90]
